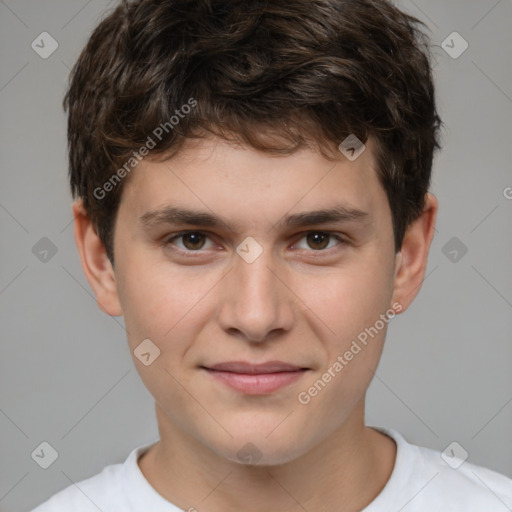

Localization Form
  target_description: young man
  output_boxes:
[32,0,512,510]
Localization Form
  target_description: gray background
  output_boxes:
[1,1,511,511]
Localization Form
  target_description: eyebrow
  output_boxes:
[139,204,372,232]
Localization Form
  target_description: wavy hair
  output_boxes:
[63,0,442,264]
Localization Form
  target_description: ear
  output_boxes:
[391,193,438,313]
[72,199,123,316]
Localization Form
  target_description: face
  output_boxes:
[104,136,403,464]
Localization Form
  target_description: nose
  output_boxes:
[216,246,295,343]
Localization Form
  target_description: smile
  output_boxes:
[201,361,309,395]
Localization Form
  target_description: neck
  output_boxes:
[138,400,396,512]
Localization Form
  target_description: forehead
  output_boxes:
[118,135,388,231]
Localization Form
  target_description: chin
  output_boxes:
[220,442,305,467]
[209,422,312,467]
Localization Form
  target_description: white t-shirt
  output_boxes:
[31,427,512,511]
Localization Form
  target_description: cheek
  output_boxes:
[118,260,216,357]
[303,256,395,344]
[296,249,395,411]
[116,263,209,419]
[121,280,174,346]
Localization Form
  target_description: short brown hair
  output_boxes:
[64,0,441,265]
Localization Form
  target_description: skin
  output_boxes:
[73,135,437,512]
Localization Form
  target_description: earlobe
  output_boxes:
[72,199,123,317]
[391,193,438,313]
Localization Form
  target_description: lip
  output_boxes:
[202,361,309,395]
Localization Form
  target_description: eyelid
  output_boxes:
[163,229,350,255]
[291,232,349,252]
[163,230,217,253]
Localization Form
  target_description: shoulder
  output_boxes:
[29,446,145,512]
[415,440,512,508]
[371,427,512,511]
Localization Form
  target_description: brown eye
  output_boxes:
[306,232,330,250]
[165,231,213,252]
[181,232,206,250]
[293,231,348,253]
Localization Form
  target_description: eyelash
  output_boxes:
[162,230,350,256]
